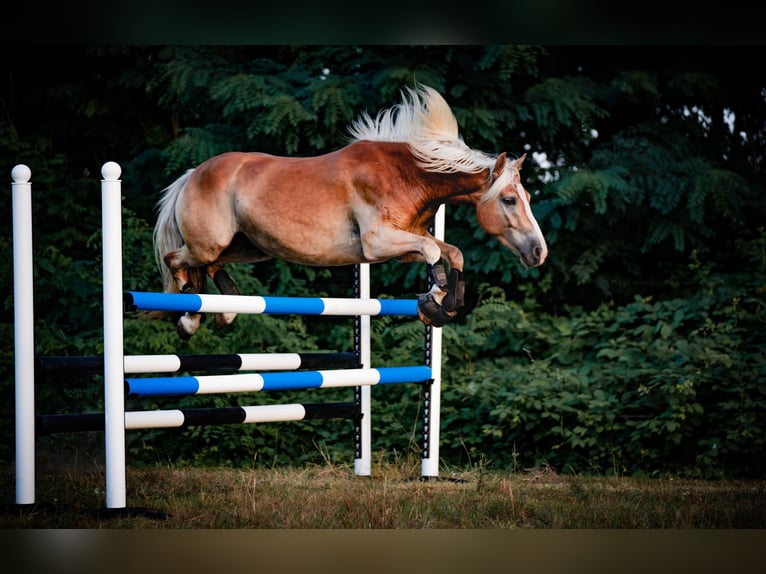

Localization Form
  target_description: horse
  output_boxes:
[153,83,548,339]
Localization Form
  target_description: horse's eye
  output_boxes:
[502,196,517,207]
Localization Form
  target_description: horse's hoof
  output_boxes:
[417,307,456,328]
[214,312,237,330]
[176,313,202,339]
[176,322,193,340]
[417,292,457,327]
[181,282,194,293]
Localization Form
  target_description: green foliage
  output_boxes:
[519,76,608,143]
[435,241,766,477]
[1,46,764,478]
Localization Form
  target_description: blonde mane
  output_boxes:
[348,84,496,174]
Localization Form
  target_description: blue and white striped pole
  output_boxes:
[126,366,433,397]
[124,291,418,316]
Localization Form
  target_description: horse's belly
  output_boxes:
[245,225,366,267]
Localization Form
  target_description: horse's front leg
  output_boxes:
[361,228,465,326]
[416,264,465,327]
[429,236,465,313]
[403,236,466,323]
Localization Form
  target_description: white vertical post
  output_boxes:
[101,161,126,508]
[12,164,35,505]
[422,204,445,478]
[354,263,372,476]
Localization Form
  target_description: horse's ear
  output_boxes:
[492,153,507,180]
[512,153,527,170]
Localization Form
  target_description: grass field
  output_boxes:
[3,458,765,528]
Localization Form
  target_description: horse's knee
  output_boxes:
[440,243,465,271]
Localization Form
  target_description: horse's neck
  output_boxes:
[421,169,491,209]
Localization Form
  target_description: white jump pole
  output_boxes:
[422,204,445,478]
[354,262,372,476]
[12,164,35,505]
[101,161,126,509]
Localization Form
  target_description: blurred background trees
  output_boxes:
[1,46,764,476]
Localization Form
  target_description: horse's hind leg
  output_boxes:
[208,264,240,330]
[174,265,235,338]
[164,230,270,337]
[169,261,207,340]
[174,265,236,338]
[164,246,206,293]
[163,244,225,338]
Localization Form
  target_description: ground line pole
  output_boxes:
[422,205,445,478]
[101,161,126,508]
[12,165,35,505]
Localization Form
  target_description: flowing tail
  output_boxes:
[153,170,206,295]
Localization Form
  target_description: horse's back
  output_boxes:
[188,151,273,194]
[186,141,417,199]
[175,142,437,266]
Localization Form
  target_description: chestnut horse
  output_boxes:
[154,84,547,338]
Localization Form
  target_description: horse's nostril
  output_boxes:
[533,246,542,259]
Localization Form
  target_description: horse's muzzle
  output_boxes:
[521,242,547,267]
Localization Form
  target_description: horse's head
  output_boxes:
[476,153,548,268]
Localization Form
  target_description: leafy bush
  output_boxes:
[2,46,765,479]
[434,240,766,477]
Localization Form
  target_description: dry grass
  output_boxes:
[2,459,765,528]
